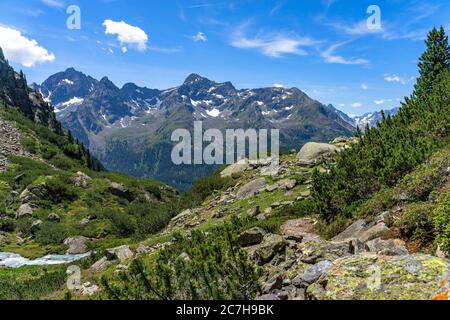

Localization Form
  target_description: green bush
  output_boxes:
[35,222,69,245]
[434,190,450,251]
[395,202,435,243]
[101,217,260,300]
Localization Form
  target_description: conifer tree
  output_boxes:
[415,26,450,95]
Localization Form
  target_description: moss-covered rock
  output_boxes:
[307,254,450,300]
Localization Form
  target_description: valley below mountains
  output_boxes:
[33,69,394,190]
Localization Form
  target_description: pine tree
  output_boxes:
[415,26,450,95]
[0,47,4,62]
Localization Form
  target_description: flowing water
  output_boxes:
[0,252,90,268]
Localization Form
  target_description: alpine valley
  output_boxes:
[32,69,396,190]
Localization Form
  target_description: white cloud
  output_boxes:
[103,20,148,52]
[338,103,345,107]
[231,27,318,58]
[351,102,362,108]
[0,26,55,67]
[193,32,207,42]
[330,20,383,36]
[374,99,392,105]
[321,43,368,65]
[360,84,368,90]
[384,74,406,84]
[40,0,64,8]
[273,83,285,88]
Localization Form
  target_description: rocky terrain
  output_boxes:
[73,138,448,300]
[0,117,35,172]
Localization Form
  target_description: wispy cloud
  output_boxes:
[360,84,368,90]
[384,74,406,85]
[321,42,368,65]
[374,99,393,105]
[193,32,207,42]
[329,20,383,36]
[40,0,64,8]
[351,102,362,108]
[230,25,318,58]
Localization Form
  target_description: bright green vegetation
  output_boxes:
[101,217,260,300]
[0,265,67,300]
[309,27,450,249]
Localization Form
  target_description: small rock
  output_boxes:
[247,206,260,217]
[236,178,267,199]
[64,236,91,254]
[301,260,332,284]
[255,294,280,301]
[105,245,134,262]
[15,204,33,219]
[47,213,60,222]
[30,219,42,231]
[238,227,266,247]
[72,171,92,188]
[91,257,113,273]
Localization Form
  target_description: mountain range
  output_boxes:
[32,68,396,189]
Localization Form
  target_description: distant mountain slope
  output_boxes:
[353,107,400,130]
[37,70,355,190]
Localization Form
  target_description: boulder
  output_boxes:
[255,234,286,264]
[30,219,42,231]
[247,206,260,217]
[238,227,266,247]
[91,257,113,273]
[220,159,250,177]
[280,218,318,242]
[108,182,136,201]
[359,223,389,242]
[47,212,60,222]
[332,219,369,242]
[72,171,92,188]
[81,282,99,296]
[261,274,283,293]
[297,142,338,161]
[64,236,91,254]
[365,238,409,256]
[307,254,450,300]
[15,204,33,219]
[105,245,134,262]
[255,294,280,301]
[277,179,297,190]
[236,178,267,199]
[301,260,332,284]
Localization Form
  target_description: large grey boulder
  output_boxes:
[236,178,267,199]
[220,159,249,177]
[297,142,338,161]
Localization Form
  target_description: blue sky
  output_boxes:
[0,0,449,116]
